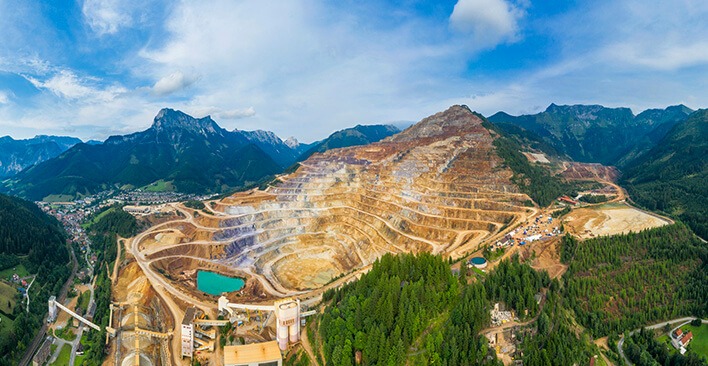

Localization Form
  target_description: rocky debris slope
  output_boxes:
[147,105,536,292]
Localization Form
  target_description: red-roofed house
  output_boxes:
[672,328,694,355]
[558,196,578,205]
[679,332,693,347]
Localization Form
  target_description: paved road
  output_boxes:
[69,276,96,366]
[617,317,707,366]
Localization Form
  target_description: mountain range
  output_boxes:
[2,109,399,201]
[299,124,400,160]
[490,103,706,239]
[0,135,86,178]
[622,109,708,239]
[1,103,705,241]
[488,104,693,165]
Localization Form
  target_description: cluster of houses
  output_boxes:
[113,189,211,205]
[38,198,99,269]
[671,328,694,355]
[496,214,561,248]
[9,272,30,296]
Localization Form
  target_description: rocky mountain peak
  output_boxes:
[284,136,300,149]
[151,108,221,136]
[391,104,482,142]
[240,129,284,146]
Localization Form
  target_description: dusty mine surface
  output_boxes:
[136,105,536,297]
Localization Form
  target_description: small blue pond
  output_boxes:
[470,257,487,265]
[196,270,245,295]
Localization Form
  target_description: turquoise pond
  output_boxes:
[196,270,245,295]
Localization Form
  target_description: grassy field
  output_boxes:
[76,290,90,314]
[0,313,14,339]
[0,263,30,279]
[51,343,72,365]
[594,355,608,366]
[55,322,77,342]
[43,194,75,203]
[0,281,18,314]
[142,179,175,192]
[656,323,708,358]
[74,333,89,364]
[82,207,116,229]
[684,324,708,358]
[91,207,115,223]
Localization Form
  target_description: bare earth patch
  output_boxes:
[523,152,551,164]
[564,204,671,239]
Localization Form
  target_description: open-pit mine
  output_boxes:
[115,105,546,364]
[139,105,535,295]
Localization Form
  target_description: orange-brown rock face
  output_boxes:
[148,105,536,293]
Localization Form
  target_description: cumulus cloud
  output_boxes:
[82,0,132,35]
[602,41,708,70]
[218,107,256,119]
[137,0,464,140]
[26,70,92,99]
[152,71,200,95]
[449,0,525,47]
[0,91,10,104]
[25,70,126,101]
[188,106,256,120]
[548,0,708,72]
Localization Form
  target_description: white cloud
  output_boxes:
[603,41,708,70]
[3,0,708,142]
[547,0,708,72]
[25,70,126,101]
[135,0,467,140]
[82,0,132,35]
[152,71,200,95]
[184,106,256,121]
[449,0,525,47]
[0,91,9,104]
[218,107,256,119]
[27,70,92,99]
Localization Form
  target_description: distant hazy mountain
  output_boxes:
[622,109,708,239]
[4,109,281,200]
[0,135,83,177]
[300,124,400,160]
[488,104,692,165]
[240,130,314,168]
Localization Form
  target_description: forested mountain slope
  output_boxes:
[562,224,707,336]
[4,109,282,200]
[299,124,400,160]
[622,110,708,239]
[0,193,70,365]
[0,193,68,267]
[488,104,692,165]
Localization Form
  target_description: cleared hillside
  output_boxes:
[136,105,543,296]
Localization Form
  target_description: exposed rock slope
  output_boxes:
[142,105,536,293]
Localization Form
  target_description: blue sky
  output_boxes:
[1,0,707,142]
